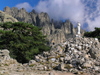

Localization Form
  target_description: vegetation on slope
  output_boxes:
[0,22,50,63]
[84,27,100,40]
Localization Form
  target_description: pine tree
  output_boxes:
[0,22,50,63]
[84,27,100,40]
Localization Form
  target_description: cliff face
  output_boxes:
[0,10,18,23]
[3,6,36,24]
[3,6,85,45]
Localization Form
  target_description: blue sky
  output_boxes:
[0,0,100,31]
[0,0,39,11]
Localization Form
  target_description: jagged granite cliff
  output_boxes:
[2,6,85,45]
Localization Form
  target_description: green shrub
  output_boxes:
[0,22,50,63]
[84,27,100,41]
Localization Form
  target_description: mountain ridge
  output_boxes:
[1,6,85,45]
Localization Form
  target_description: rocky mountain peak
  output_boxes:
[38,12,50,23]
[61,20,74,34]
[19,8,27,12]
[31,9,37,14]
[11,7,18,11]
[10,7,18,17]
[3,6,11,15]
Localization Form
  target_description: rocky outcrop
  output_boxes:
[3,6,11,15]
[61,20,75,34]
[0,10,18,23]
[29,9,38,25]
[27,37,100,75]
[3,6,85,45]
[47,29,66,45]
[36,12,50,27]
[3,6,35,24]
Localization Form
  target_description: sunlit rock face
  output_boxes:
[0,10,18,23]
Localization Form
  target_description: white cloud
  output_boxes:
[15,2,33,11]
[84,0,100,31]
[86,16,100,31]
[35,0,85,26]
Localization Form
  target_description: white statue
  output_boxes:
[77,22,81,35]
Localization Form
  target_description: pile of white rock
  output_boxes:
[29,37,100,75]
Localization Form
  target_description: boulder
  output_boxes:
[1,49,10,56]
[49,72,54,75]
[35,56,41,62]
[50,58,56,62]
[64,55,71,61]
[90,48,100,59]
[94,66,100,71]
[59,57,64,62]
[43,51,49,57]
[82,62,92,68]
[58,63,65,70]
[29,60,36,65]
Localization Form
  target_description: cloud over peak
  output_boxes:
[15,2,33,11]
[35,0,85,24]
[15,0,100,31]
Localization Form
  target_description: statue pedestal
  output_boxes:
[76,34,81,38]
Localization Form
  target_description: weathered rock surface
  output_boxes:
[0,10,18,23]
